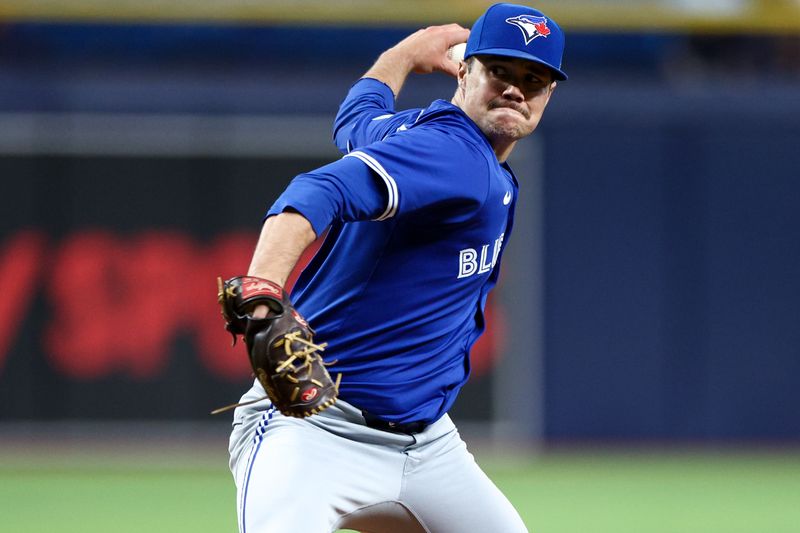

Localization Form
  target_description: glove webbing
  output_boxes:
[210,334,341,415]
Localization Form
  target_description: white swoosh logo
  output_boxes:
[503,191,512,205]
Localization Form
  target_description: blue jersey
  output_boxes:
[267,78,519,424]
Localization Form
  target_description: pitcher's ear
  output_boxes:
[457,62,468,89]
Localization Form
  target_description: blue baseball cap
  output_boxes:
[464,3,567,80]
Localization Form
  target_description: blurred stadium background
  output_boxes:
[1,1,799,531]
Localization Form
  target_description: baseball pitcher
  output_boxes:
[218,3,567,531]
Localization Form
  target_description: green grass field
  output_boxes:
[2,439,798,533]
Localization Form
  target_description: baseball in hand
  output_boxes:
[447,43,467,62]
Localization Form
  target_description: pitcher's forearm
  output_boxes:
[362,24,469,97]
[247,211,317,288]
[362,48,416,97]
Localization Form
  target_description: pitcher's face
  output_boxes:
[457,55,556,143]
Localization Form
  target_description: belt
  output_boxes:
[362,411,427,435]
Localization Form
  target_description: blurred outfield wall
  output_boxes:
[3,0,800,31]
[1,3,799,443]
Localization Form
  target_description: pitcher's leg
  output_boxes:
[401,423,528,533]
[230,404,412,533]
[231,410,341,532]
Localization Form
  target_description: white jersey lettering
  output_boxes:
[479,244,492,274]
[458,248,478,279]
[457,232,505,279]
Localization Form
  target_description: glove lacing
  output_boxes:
[210,332,341,415]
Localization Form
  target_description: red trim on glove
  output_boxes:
[239,276,284,300]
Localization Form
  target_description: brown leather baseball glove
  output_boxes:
[213,275,340,418]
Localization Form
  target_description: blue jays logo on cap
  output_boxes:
[463,3,568,80]
[505,14,551,45]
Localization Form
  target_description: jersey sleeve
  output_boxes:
[344,121,490,222]
[333,78,418,154]
[267,155,388,237]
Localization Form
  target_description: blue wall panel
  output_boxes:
[542,98,800,440]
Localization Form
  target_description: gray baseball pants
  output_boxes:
[228,383,528,532]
